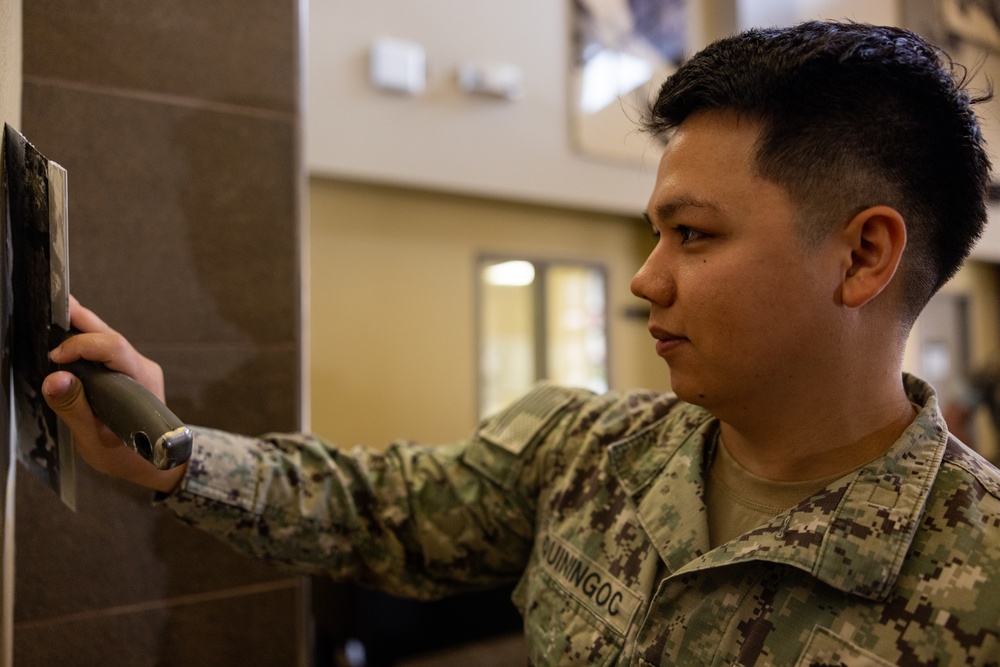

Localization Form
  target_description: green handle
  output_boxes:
[62,359,192,470]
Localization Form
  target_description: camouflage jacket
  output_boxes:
[162,375,1000,665]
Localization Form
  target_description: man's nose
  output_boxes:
[630,249,675,306]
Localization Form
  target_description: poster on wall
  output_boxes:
[569,0,686,166]
[936,0,1000,53]
[900,0,1000,185]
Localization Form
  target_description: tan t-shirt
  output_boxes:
[706,438,865,548]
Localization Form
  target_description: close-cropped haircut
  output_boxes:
[644,21,992,325]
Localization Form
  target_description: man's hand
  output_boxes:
[42,297,188,493]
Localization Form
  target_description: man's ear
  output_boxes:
[840,205,907,308]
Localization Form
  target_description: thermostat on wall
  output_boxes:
[457,61,524,100]
[370,36,426,95]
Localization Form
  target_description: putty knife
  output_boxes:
[3,124,191,508]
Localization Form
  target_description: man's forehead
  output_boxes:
[648,119,757,208]
[645,193,723,223]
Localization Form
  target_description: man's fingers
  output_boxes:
[69,296,116,335]
[49,331,164,399]
[56,298,164,396]
[50,331,129,367]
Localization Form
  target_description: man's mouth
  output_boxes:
[649,326,688,356]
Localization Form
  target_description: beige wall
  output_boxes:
[0,0,20,127]
[934,262,1000,461]
[309,177,672,450]
[1,2,19,664]
[311,177,1000,462]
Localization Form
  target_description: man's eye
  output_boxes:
[674,225,709,243]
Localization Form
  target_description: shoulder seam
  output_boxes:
[943,437,1000,499]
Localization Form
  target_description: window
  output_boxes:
[478,257,609,417]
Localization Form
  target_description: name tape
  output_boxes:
[539,533,642,635]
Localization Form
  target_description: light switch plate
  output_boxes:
[370,37,426,94]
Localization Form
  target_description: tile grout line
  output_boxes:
[23,75,296,123]
[14,577,303,630]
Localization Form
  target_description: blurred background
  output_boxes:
[3,0,1000,665]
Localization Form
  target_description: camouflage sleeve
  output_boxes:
[158,384,594,599]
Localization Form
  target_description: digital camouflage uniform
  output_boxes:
[161,374,1000,666]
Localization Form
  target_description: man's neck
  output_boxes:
[715,373,917,482]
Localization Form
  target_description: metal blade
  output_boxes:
[47,159,74,506]
[3,123,75,510]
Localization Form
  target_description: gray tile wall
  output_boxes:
[15,2,307,664]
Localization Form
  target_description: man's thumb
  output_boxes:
[42,371,88,416]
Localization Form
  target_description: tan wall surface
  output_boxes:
[1,5,20,663]
[309,177,672,451]
[0,0,20,128]
[312,178,1000,463]
[940,262,1000,461]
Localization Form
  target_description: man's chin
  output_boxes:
[670,376,714,411]
[669,378,712,408]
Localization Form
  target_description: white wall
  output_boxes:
[306,0,732,215]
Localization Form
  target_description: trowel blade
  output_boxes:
[3,123,75,510]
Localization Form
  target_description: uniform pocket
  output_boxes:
[794,626,895,667]
[516,567,625,667]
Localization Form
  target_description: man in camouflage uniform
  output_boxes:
[44,21,1000,666]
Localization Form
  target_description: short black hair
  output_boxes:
[644,21,992,324]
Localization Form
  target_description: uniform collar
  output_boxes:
[607,374,949,601]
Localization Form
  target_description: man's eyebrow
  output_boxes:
[644,194,723,223]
